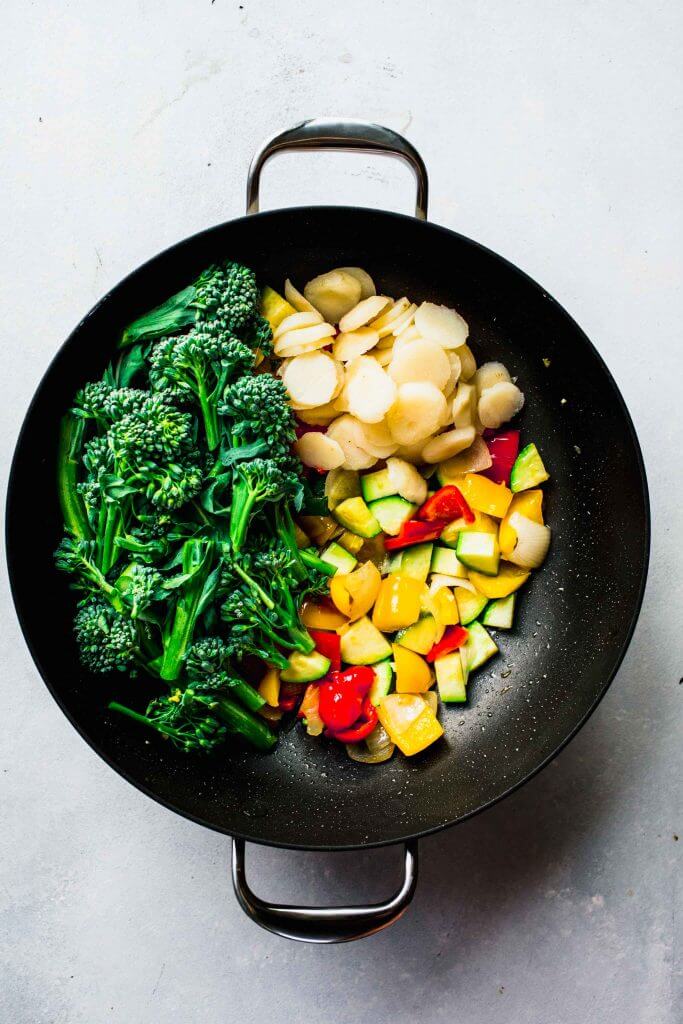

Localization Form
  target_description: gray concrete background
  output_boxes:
[1,1,681,1021]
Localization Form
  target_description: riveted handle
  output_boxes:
[246,118,428,219]
[231,837,419,944]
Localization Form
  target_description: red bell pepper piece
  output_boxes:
[318,666,374,731]
[482,429,520,485]
[308,628,341,672]
[417,485,475,524]
[326,696,378,742]
[383,519,448,550]
[425,625,469,663]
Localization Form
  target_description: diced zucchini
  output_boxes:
[464,621,499,670]
[368,496,417,536]
[459,647,470,685]
[435,651,467,703]
[440,511,498,547]
[455,588,488,625]
[280,650,331,683]
[338,530,365,555]
[325,468,361,511]
[482,594,516,629]
[395,615,440,655]
[400,542,434,584]
[333,496,382,538]
[430,545,468,578]
[369,659,394,706]
[386,551,404,574]
[339,616,392,665]
[456,532,500,576]
[510,443,549,493]
[361,467,397,502]
[320,541,358,575]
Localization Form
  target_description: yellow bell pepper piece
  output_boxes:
[432,587,460,626]
[260,285,296,330]
[458,473,513,519]
[499,490,544,556]
[372,573,423,632]
[258,667,281,708]
[329,560,382,622]
[377,693,444,756]
[300,600,348,630]
[440,509,499,544]
[393,644,433,693]
[468,562,530,599]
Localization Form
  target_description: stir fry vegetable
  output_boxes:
[55,258,552,766]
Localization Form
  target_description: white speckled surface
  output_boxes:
[1,1,681,1021]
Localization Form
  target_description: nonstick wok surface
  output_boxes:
[6,206,649,850]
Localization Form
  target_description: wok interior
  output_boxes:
[7,207,648,849]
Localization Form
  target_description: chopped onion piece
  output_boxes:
[506,513,551,569]
[346,723,395,763]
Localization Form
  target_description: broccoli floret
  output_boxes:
[110,689,228,752]
[148,330,254,450]
[184,635,229,678]
[113,562,164,619]
[109,685,275,751]
[55,536,122,607]
[246,315,274,357]
[119,260,260,348]
[204,261,258,335]
[184,636,265,712]
[228,457,302,552]
[73,597,138,674]
[220,373,296,455]
[108,392,195,462]
[219,535,316,666]
[71,381,115,425]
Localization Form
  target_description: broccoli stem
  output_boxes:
[228,476,255,552]
[57,415,92,542]
[211,697,276,750]
[224,679,266,713]
[196,377,220,451]
[100,503,122,576]
[160,540,214,681]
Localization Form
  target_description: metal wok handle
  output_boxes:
[231,837,419,944]
[246,118,429,219]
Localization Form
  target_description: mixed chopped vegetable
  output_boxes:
[55,260,551,764]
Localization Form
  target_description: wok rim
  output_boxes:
[6,205,650,852]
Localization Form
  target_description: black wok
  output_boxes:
[6,120,649,942]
